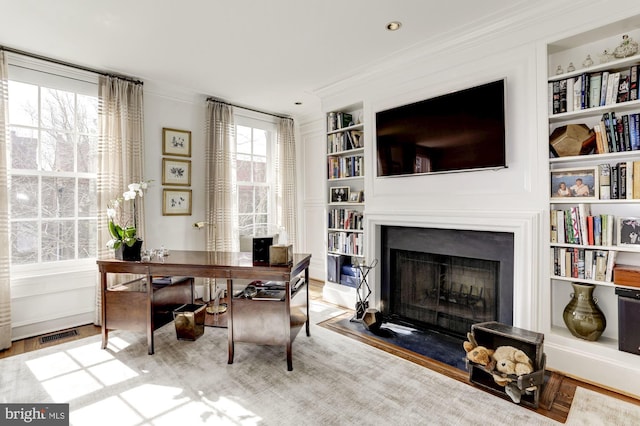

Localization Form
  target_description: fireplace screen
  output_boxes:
[390,249,499,337]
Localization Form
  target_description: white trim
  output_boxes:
[365,209,541,330]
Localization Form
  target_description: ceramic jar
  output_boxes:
[562,282,606,341]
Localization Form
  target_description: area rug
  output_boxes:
[1,300,638,425]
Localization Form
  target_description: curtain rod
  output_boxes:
[0,45,143,85]
[206,97,290,120]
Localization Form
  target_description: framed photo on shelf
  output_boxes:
[617,217,640,247]
[162,158,191,186]
[550,167,598,199]
[162,127,191,157]
[349,191,360,202]
[329,186,349,203]
[162,189,192,216]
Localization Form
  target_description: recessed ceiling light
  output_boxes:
[386,21,401,31]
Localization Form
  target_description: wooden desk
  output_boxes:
[97,251,311,367]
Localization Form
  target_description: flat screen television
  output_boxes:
[375,79,506,177]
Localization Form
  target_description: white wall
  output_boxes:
[300,1,640,397]
[142,84,208,253]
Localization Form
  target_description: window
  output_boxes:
[7,62,98,269]
[235,115,276,236]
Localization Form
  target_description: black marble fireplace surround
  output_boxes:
[380,226,515,339]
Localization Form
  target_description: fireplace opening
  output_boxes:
[389,249,499,338]
[380,226,514,339]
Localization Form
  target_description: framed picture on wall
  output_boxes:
[550,167,599,199]
[162,127,191,157]
[162,158,191,186]
[162,189,192,216]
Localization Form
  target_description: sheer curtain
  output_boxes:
[94,76,144,325]
[0,51,11,350]
[276,117,298,248]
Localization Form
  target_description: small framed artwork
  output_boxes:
[330,186,349,203]
[162,127,191,157]
[617,217,640,246]
[162,158,191,186]
[349,191,360,202]
[163,189,192,216]
[550,167,598,199]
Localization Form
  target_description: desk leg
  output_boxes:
[305,267,310,337]
[227,278,234,364]
[101,271,108,349]
[147,273,154,355]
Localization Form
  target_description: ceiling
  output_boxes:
[0,0,536,119]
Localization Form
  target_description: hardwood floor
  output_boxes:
[2,279,636,420]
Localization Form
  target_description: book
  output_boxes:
[589,73,602,108]
[594,250,608,281]
[152,276,189,285]
[623,114,632,151]
[634,161,640,199]
[550,210,558,243]
[605,250,617,282]
[630,65,639,101]
[585,250,594,279]
[630,113,640,151]
[252,289,286,301]
[578,203,590,246]
[626,160,634,200]
[559,79,567,113]
[600,71,609,106]
[605,72,620,105]
[602,113,616,152]
[618,161,627,199]
[552,80,561,114]
[598,163,611,199]
[604,72,620,105]
[557,209,566,244]
[594,215,602,246]
[573,76,582,111]
[616,71,630,103]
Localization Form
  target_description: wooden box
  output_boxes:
[467,321,545,408]
[613,264,640,288]
[270,244,293,265]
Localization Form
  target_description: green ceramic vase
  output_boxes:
[562,282,606,341]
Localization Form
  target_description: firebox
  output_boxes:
[380,226,514,338]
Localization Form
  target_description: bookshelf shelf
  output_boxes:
[546,21,640,361]
[325,105,365,307]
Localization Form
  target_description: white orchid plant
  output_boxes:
[106,180,151,250]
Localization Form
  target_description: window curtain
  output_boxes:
[94,76,144,325]
[204,100,237,300]
[0,51,11,350]
[276,117,298,248]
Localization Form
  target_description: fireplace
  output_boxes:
[380,226,514,338]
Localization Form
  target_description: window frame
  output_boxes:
[234,111,277,237]
[6,55,99,279]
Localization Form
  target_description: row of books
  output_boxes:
[328,231,363,256]
[550,205,615,246]
[550,65,639,115]
[328,208,364,231]
[328,155,364,179]
[551,247,617,282]
[327,130,363,153]
[593,112,640,153]
[327,111,354,132]
[598,162,640,200]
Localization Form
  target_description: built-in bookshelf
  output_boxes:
[547,21,640,362]
[324,105,365,307]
